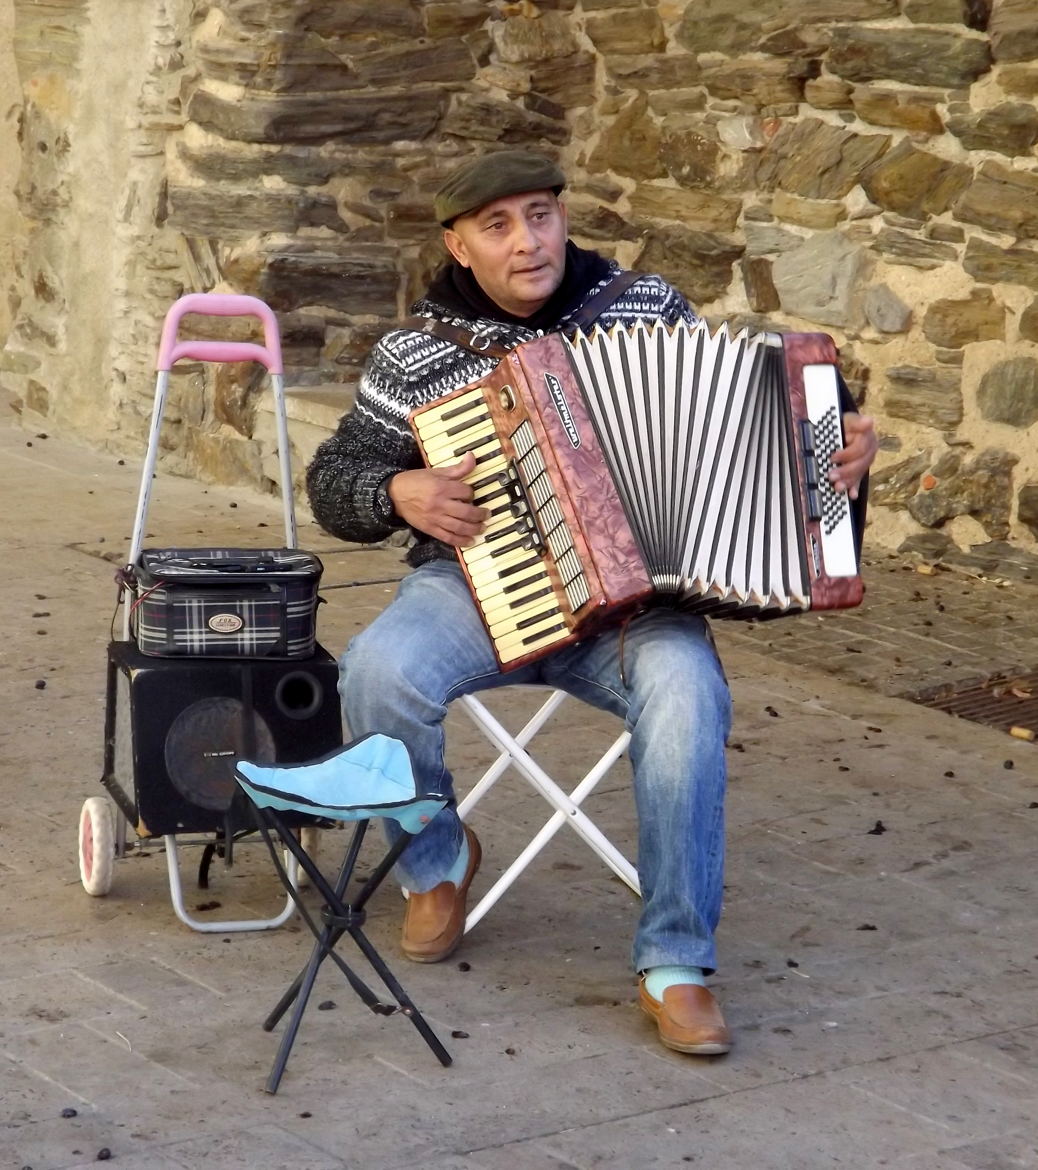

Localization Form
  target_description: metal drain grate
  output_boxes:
[910,669,1038,738]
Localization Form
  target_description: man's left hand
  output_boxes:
[830,413,878,501]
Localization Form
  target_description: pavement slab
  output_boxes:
[3,396,1038,1168]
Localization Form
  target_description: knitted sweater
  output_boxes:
[306,261,696,568]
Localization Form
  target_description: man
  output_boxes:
[306,149,878,1055]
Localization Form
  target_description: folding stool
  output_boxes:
[234,735,453,1093]
[455,688,641,933]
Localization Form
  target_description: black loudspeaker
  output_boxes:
[101,641,343,837]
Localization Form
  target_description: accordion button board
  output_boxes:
[410,320,864,671]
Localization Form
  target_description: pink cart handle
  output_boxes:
[156,293,283,373]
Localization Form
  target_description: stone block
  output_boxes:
[441,92,569,145]
[1017,483,1038,537]
[528,52,597,106]
[741,257,780,313]
[804,76,854,110]
[756,118,891,200]
[850,86,945,133]
[884,366,963,429]
[491,10,580,63]
[870,452,930,507]
[174,141,339,187]
[716,115,767,151]
[252,243,401,316]
[187,88,445,144]
[633,226,744,307]
[872,228,959,270]
[353,39,477,86]
[903,0,974,21]
[605,53,700,91]
[566,201,642,243]
[922,289,1005,349]
[977,357,1038,427]
[946,102,1038,155]
[166,186,302,237]
[954,161,1038,239]
[587,95,665,179]
[864,284,912,333]
[861,141,971,219]
[744,224,804,255]
[629,184,741,232]
[989,0,1038,62]
[676,0,897,56]
[771,232,869,328]
[423,2,490,39]
[907,448,1018,538]
[828,26,992,88]
[700,57,804,109]
[1018,300,1038,343]
[998,63,1038,98]
[659,119,723,187]
[194,30,358,92]
[224,0,423,39]
[585,9,666,55]
[772,190,846,230]
[964,238,1038,291]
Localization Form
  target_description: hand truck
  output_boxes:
[78,293,342,932]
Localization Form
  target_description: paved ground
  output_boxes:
[2,400,1038,1170]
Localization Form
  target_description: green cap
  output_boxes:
[434,150,566,226]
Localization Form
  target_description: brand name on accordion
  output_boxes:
[543,373,581,449]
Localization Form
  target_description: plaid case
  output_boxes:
[132,548,323,659]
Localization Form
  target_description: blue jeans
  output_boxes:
[339,560,731,974]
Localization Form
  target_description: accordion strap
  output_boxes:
[397,315,511,359]
[566,270,642,333]
[398,271,644,358]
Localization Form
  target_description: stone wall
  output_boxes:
[0,0,22,346]
[3,0,1038,559]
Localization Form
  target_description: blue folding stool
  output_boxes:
[235,733,452,1092]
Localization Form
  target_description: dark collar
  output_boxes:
[422,242,614,331]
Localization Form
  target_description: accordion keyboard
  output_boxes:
[411,386,585,665]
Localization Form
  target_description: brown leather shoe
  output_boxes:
[639,980,732,1055]
[401,826,482,963]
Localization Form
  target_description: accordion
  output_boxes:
[410,320,863,670]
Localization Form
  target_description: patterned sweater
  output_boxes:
[306,263,696,568]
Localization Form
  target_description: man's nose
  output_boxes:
[511,220,538,252]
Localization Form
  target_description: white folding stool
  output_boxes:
[455,688,641,932]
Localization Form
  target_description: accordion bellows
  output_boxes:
[411,320,863,670]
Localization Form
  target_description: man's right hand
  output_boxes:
[386,451,488,547]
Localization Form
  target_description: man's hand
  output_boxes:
[830,413,878,501]
[386,451,488,546]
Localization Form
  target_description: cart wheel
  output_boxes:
[78,797,115,896]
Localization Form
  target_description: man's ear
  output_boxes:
[443,228,470,268]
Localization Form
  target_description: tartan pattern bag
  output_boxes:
[132,548,323,659]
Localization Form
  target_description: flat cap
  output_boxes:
[434,150,566,226]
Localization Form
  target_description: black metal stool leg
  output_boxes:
[349,926,452,1067]
[265,932,325,1094]
[243,796,453,1089]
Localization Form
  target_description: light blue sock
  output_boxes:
[443,833,470,887]
[644,965,706,999]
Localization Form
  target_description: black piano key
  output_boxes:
[509,583,554,609]
[500,554,543,580]
[516,605,563,631]
[440,397,486,421]
[502,570,546,596]
[522,621,567,646]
